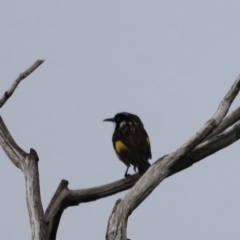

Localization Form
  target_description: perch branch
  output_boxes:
[1,61,240,239]
[46,116,240,240]
[106,75,240,240]
[0,60,44,108]
[45,175,139,240]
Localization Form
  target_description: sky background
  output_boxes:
[1,1,240,239]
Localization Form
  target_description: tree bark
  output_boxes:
[106,75,240,240]
[1,61,240,239]
[0,118,49,240]
[0,60,48,240]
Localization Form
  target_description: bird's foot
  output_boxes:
[124,173,132,178]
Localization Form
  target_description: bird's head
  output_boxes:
[103,112,142,129]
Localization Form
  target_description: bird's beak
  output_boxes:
[103,118,114,122]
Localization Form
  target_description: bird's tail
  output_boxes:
[136,156,151,176]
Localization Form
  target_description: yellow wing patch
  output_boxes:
[115,140,128,153]
[147,138,150,146]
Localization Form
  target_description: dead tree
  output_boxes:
[0,60,240,240]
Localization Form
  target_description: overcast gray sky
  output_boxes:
[1,1,240,239]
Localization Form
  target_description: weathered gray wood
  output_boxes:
[45,175,140,239]
[0,60,44,108]
[23,149,49,240]
[106,75,240,240]
[0,117,26,169]
[45,116,240,240]
[0,117,48,240]
[1,61,240,240]
[2,108,235,240]
[0,60,48,240]
[170,120,240,175]
[45,180,70,240]
[205,106,240,140]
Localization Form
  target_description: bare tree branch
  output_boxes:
[204,106,240,140]
[45,115,240,240]
[0,117,48,240]
[45,180,70,240]
[0,60,47,239]
[106,75,240,240]
[23,148,49,240]
[45,175,139,239]
[1,61,240,240]
[0,116,26,169]
[1,110,237,240]
[0,60,44,108]
[171,120,240,175]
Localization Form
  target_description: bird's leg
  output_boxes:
[124,167,131,178]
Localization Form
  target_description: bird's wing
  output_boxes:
[114,133,151,160]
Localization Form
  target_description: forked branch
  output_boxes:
[46,106,240,240]
[106,75,240,240]
[1,61,240,240]
[0,59,44,108]
[0,117,48,239]
[204,106,240,140]
[0,60,47,240]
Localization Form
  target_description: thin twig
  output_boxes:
[0,60,44,108]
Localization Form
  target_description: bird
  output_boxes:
[103,112,152,177]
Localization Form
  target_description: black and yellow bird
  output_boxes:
[104,112,152,177]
